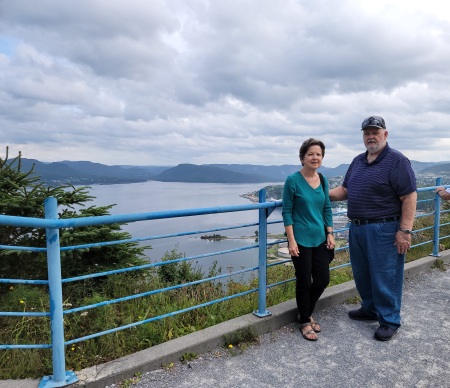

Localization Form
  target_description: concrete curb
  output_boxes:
[3,251,450,388]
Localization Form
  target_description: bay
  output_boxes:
[86,181,285,278]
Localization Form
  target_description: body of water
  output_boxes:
[86,181,285,277]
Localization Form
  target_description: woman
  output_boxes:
[282,138,335,341]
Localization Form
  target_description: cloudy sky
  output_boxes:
[1,0,450,168]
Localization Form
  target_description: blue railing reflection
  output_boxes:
[0,180,449,387]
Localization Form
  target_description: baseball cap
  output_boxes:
[361,116,386,130]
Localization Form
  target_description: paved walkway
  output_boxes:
[123,263,450,388]
[3,255,449,388]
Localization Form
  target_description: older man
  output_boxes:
[329,116,417,341]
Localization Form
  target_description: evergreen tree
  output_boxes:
[0,147,146,280]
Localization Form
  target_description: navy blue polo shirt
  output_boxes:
[343,143,416,219]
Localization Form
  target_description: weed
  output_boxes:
[119,372,142,387]
[345,295,361,304]
[161,362,175,370]
[180,352,198,363]
[224,326,258,350]
[431,259,447,272]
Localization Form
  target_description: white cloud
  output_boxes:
[1,0,450,167]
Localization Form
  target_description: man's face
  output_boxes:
[363,128,388,154]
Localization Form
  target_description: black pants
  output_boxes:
[291,241,330,324]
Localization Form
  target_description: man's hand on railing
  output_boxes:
[435,187,450,201]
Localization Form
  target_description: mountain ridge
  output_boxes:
[9,158,450,185]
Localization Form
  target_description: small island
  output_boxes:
[200,234,227,240]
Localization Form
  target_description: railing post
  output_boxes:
[253,189,271,318]
[431,177,442,257]
[40,197,78,388]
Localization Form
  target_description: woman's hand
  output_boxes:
[285,225,299,257]
[288,239,300,257]
[326,234,335,250]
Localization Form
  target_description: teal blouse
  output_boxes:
[282,172,333,248]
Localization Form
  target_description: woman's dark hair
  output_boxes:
[299,138,325,166]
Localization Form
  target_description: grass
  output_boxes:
[224,327,259,355]
[180,352,198,363]
[431,259,447,271]
[1,213,449,380]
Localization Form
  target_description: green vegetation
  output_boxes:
[345,295,362,304]
[0,147,147,281]
[431,259,446,272]
[119,372,142,388]
[180,352,198,363]
[0,251,297,379]
[224,326,258,347]
[224,327,259,355]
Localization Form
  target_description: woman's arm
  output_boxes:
[284,225,299,257]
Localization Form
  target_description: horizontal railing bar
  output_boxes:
[0,278,48,285]
[0,245,46,252]
[417,185,450,192]
[411,240,433,248]
[0,343,51,350]
[266,259,291,267]
[0,311,49,317]
[415,212,434,219]
[414,225,435,233]
[0,201,283,229]
[267,277,294,289]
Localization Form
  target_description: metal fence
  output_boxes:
[1,179,449,387]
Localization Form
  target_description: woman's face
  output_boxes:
[301,145,323,169]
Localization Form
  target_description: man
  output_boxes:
[435,187,450,200]
[329,116,417,341]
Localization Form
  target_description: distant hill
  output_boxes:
[206,163,352,182]
[18,158,162,185]
[61,161,166,181]
[8,158,450,185]
[418,162,450,175]
[155,164,272,183]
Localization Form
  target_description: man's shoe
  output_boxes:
[374,324,399,341]
[348,307,377,321]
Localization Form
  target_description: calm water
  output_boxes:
[87,181,284,276]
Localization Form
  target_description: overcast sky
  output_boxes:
[1,0,450,168]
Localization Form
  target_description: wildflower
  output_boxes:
[19,300,24,304]
[71,345,76,351]
[228,344,233,349]
[9,286,13,290]
[80,312,88,317]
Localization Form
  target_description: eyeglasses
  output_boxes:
[361,116,386,129]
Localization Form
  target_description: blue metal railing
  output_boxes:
[1,180,450,387]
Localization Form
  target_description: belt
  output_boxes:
[349,216,400,225]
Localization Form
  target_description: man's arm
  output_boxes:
[329,186,348,201]
[395,191,417,254]
[435,186,450,201]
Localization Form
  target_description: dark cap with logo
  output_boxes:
[361,116,386,130]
